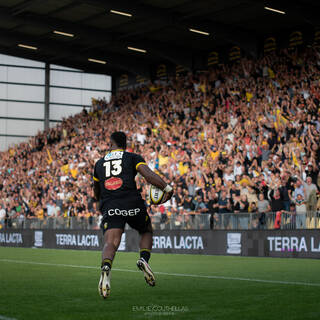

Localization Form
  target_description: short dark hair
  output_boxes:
[111,131,127,149]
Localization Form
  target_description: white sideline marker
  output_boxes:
[1,258,320,288]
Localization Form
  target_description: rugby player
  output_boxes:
[93,131,173,298]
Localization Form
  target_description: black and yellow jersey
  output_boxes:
[93,149,146,210]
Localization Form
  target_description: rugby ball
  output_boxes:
[149,185,164,205]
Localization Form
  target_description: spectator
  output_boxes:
[205,189,219,229]
[174,186,184,214]
[182,189,193,212]
[218,190,231,229]
[187,177,197,198]
[46,200,55,218]
[238,194,249,229]
[234,161,243,178]
[295,194,307,229]
[0,202,6,228]
[249,202,259,229]
[257,193,271,214]
[247,186,258,205]
[282,203,297,229]
[293,180,305,201]
[268,189,285,227]
[218,191,230,214]
[279,177,291,211]
[303,177,317,202]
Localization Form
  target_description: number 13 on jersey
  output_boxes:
[103,160,122,177]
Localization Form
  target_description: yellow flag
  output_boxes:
[268,68,275,78]
[199,83,206,93]
[159,155,169,166]
[61,164,69,174]
[171,150,178,160]
[210,151,220,161]
[178,162,188,175]
[281,115,288,125]
[276,109,282,130]
[46,149,53,164]
[70,169,78,179]
[292,151,300,168]
[246,92,253,102]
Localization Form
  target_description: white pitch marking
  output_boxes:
[0,315,18,320]
[0,258,319,287]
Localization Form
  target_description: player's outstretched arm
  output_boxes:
[137,164,173,202]
[137,164,167,189]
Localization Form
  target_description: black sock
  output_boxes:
[101,258,112,270]
[140,249,151,263]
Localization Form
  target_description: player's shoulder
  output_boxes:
[125,150,139,157]
[95,157,105,165]
[125,151,145,161]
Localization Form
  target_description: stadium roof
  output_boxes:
[0,0,319,77]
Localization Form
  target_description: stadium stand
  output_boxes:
[0,47,320,231]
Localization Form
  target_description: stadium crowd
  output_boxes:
[0,47,320,230]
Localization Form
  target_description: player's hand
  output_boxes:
[162,190,173,203]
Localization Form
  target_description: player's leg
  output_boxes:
[139,224,152,263]
[137,224,156,287]
[99,226,123,299]
[127,202,156,286]
[101,227,123,267]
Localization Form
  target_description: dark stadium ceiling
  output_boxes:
[0,0,319,77]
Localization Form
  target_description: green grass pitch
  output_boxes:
[0,247,320,320]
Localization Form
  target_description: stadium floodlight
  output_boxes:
[18,44,38,50]
[189,28,210,36]
[53,30,74,37]
[110,9,132,17]
[88,58,106,64]
[264,6,286,14]
[128,46,147,53]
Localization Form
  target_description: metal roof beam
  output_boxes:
[0,44,117,76]
[0,28,150,77]
[0,5,192,70]
[79,0,257,57]
[0,6,115,43]
[11,0,42,16]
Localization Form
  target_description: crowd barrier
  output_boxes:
[1,211,320,231]
[1,228,319,259]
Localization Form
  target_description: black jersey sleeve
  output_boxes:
[93,160,100,182]
[132,153,147,172]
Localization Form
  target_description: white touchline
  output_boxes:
[0,315,18,320]
[1,258,320,287]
